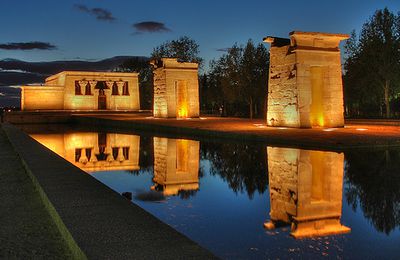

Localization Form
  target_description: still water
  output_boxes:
[29,130,400,259]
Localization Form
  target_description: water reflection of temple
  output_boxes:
[265,147,350,238]
[152,137,200,196]
[30,133,140,172]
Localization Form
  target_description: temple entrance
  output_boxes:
[95,133,108,161]
[98,89,107,109]
[95,81,109,110]
[175,80,188,118]
[309,67,325,127]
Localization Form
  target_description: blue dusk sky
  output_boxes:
[0,0,399,66]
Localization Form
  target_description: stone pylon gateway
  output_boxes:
[152,137,200,196]
[265,147,351,238]
[264,31,349,128]
[151,58,199,118]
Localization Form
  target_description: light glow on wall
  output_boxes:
[176,80,189,118]
[176,139,189,172]
[177,106,188,118]
[310,67,325,127]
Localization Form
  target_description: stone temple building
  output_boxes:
[30,133,140,173]
[152,137,200,196]
[151,58,199,118]
[264,31,349,128]
[21,71,140,111]
[264,147,350,238]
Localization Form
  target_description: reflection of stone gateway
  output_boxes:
[263,32,349,128]
[30,133,140,172]
[265,147,351,238]
[151,58,199,118]
[21,71,140,111]
[152,137,200,196]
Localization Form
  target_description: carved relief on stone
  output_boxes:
[78,80,88,88]
[116,81,125,94]
[105,81,114,89]
[89,80,98,89]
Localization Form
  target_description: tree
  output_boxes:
[151,36,203,66]
[200,141,268,199]
[344,8,400,118]
[345,148,400,234]
[205,40,269,118]
[240,40,269,119]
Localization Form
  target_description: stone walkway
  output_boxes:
[73,115,400,150]
[1,123,215,259]
[0,126,77,259]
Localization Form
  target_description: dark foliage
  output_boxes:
[344,8,400,118]
[344,148,400,234]
[200,141,268,199]
[203,40,269,118]
[151,36,203,65]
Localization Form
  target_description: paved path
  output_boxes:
[73,115,400,150]
[2,123,215,259]
[0,125,77,259]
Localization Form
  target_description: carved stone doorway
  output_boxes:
[98,89,107,109]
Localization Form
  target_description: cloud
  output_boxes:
[74,4,116,22]
[0,68,33,74]
[0,42,56,50]
[132,21,171,34]
[216,48,232,52]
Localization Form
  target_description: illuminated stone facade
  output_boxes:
[21,71,140,111]
[30,133,140,172]
[264,32,349,128]
[264,147,350,238]
[152,137,199,195]
[151,58,199,118]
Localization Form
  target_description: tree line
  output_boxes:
[117,7,400,119]
[344,7,400,118]
[201,41,269,118]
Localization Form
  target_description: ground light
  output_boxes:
[323,128,338,132]
[253,123,267,128]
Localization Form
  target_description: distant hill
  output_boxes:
[0,56,148,107]
[0,56,148,80]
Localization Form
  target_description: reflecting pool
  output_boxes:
[29,130,400,259]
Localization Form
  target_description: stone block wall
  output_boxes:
[267,147,299,222]
[153,68,168,117]
[21,86,64,110]
[267,45,299,127]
